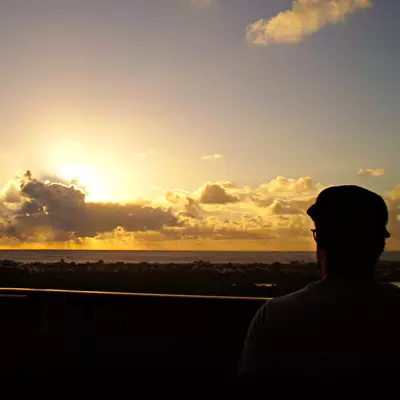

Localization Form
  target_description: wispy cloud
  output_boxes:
[201,154,224,161]
[247,0,372,46]
[358,168,385,177]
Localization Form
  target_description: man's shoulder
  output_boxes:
[375,282,400,301]
[269,281,322,306]
[378,282,400,292]
[257,282,322,319]
[265,281,400,314]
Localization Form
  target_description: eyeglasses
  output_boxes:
[311,229,317,241]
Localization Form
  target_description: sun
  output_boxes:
[57,164,110,202]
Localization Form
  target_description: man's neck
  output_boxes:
[324,273,376,282]
[323,258,376,281]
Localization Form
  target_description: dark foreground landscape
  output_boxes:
[0,287,265,379]
[1,260,400,379]
[1,259,400,297]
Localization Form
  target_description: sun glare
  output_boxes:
[57,164,110,203]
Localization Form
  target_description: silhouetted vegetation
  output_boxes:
[1,259,399,297]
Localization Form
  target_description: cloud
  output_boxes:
[201,154,224,161]
[257,176,323,196]
[2,171,398,250]
[179,197,203,219]
[162,216,274,241]
[247,0,372,45]
[198,183,240,205]
[165,178,319,247]
[165,189,204,220]
[384,186,400,249]
[358,168,385,177]
[2,182,22,204]
[218,181,240,189]
[389,185,400,200]
[165,189,190,204]
[268,199,304,216]
[0,173,180,242]
[251,196,275,208]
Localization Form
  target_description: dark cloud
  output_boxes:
[199,183,240,205]
[21,178,86,210]
[0,175,180,242]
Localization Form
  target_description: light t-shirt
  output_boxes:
[241,279,400,377]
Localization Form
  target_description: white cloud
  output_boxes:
[358,168,385,177]
[201,154,224,161]
[256,176,323,196]
[171,177,321,247]
[247,0,372,45]
[218,181,240,189]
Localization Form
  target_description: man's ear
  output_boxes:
[316,229,327,249]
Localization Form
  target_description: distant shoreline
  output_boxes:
[0,249,399,266]
[1,258,399,298]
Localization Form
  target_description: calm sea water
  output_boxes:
[0,250,399,264]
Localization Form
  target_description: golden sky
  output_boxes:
[1,173,399,251]
[1,0,400,250]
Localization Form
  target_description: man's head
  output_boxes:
[307,185,390,279]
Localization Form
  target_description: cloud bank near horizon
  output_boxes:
[0,171,399,250]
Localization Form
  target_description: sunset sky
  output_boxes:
[1,0,399,250]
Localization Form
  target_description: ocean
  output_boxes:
[0,250,400,264]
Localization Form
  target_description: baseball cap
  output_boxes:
[307,185,390,238]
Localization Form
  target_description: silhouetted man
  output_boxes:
[241,186,400,379]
